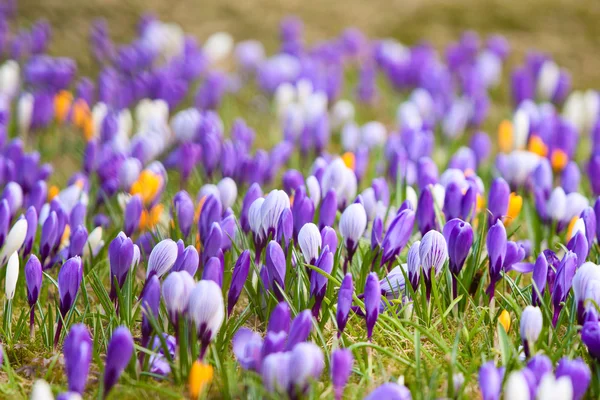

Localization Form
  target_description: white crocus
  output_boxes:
[203,32,234,65]
[0,60,20,99]
[513,109,530,150]
[30,379,55,400]
[147,239,178,278]
[0,218,27,263]
[188,280,225,341]
[330,99,355,129]
[83,226,104,258]
[17,92,34,136]
[260,190,290,236]
[5,251,18,300]
[547,187,567,222]
[339,203,367,245]
[504,371,531,400]
[537,60,560,102]
[536,373,573,400]
[305,175,321,208]
[298,223,322,265]
[217,177,238,211]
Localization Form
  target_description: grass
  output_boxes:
[0,0,600,399]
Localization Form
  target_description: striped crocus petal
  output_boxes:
[146,238,178,278]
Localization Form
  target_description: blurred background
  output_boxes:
[16,0,600,89]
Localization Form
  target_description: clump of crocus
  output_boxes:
[520,305,543,358]
[103,326,134,398]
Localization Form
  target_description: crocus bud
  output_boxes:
[552,251,577,326]
[31,379,54,400]
[479,361,502,400]
[141,274,160,349]
[580,207,596,249]
[1,217,27,263]
[22,206,37,258]
[555,357,591,400]
[123,194,142,237]
[520,305,543,358]
[286,310,312,350]
[321,226,338,254]
[68,225,88,258]
[504,371,529,400]
[364,272,380,341]
[289,342,325,395]
[5,251,18,300]
[298,223,321,266]
[108,232,134,301]
[419,230,448,300]
[487,177,509,226]
[55,257,83,346]
[265,240,286,300]
[232,327,263,371]
[227,250,250,316]
[292,187,315,241]
[261,352,292,395]
[526,355,552,385]
[202,256,223,287]
[337,273,353,337]
[331,349,353,400]
[380,209,415,268]
[567,230,588,268]
[172,191,194,238]
[318,189,337,230]
[103,326,134,397]
[531,253,548,306]
[486,220,507,300]
[241,183,262,234]
[536,373,573,400]
[416,186,437,235]
[188,279,225,359]
[64,324,92,395]
[171,245,199,277]
[146,238,178,279]
[268,302,291,334]
[407,241,421,292]
[364,383,412,400]
[572,262,600,324]
[261,190,290,240]
[162,271,195,326]
[310,246,333,316]
[339,203,367,269]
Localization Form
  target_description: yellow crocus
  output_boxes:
[48,185,60,201]
[498,120,513,153]
[71,99,90,129]
[130,170,161,206]
[504,193,523,225]
[566,216,579,241]
[551,149,568,172]
[527,135,548,158]
[499,310,511,332]
[342,152,356,170]
[139,204,164,231]
[189,361,213,399]
[54,90,73,123]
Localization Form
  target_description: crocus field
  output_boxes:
[2,0,600,399]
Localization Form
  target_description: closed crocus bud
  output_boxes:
[141,274,160,349]
[30,379,54,400]
[419,230,448,300]
[479,361,503,400]
[5,251,18,300]
[261,190,290,241]
[552,251,578,326]
[188,279,224,359]
[487,177,509,226]
[232,327,263,371]
[339,203,367,270]
[289,342,325,395]
[103,326,134,397]
[407,241,421,292]
[217,177,237,210]
[68,225,88,258]
[520,306,543,358]
[108,232,134,301]
[286,310,313,350]
[321,226,338,254]
[172,191,194,238]
[162,271,195,326]
[318,189,337,230]
[1,217,27,263]
[567,230,588,268]
[227,250,251,316]
[580,207,596,249]
[572,262,600,324]
[380,209,416,268]
[331,349,353,400]
[561,161,580,194]
[123,195,142,237]
[416,186,437,235]
[292,187,315,241]
[364,272,380,341]
[364,383,412,400]
[146,239,178,279]
[55,257,83,346]
[526,355,552,386]
[240,183,262,234]
[371,217,383,250]
[444,219,473,298]
[268,301,291,334]
[531,253,548,306]
[261,351,291,395]
[25,254,42,334]
[265,240,286,300]
[555,357,591,400]
[582,312,600,359]
[277,208,293,248]
[310,246,333,316]
[547,187,567,222]
[171,245,199,277]
[536,374,573,400]
[486,220,507,300]
[337,273,353,337]
[202,256,223,287]
[298,223,321,265]
[64,324,92,395]
[202,222,223,264]
[504,371,530,400]
[22,206,37,258]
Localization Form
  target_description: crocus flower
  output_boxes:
[202,256,223,287]
[286,310,312,350]
[188,279,225,359]
[298,223,322,266]
[123,194,142,237]
[0,217,27,264]
[380,209,415,268]
[265,240,286,300]
[64,324,92,395]
[487,177,509,226]
[108,232,134,301]
[582,312,600,360]
[364,383,412,400]
[580,206,596,249]
[171,244,199,277]
[240,183,262,234]
[25,254,42,335]
[520,305,543,358]
[531,253,548,306]
[103,326,134,397]
[227,250,251,316]
[141,274,160,349]
[5,251,18,300]
[331,349,353,400]
[261,352,292,395]
[536,374,573,400]
[31,380,54,400]
[319,189,337,229]
[572,262,600,324]
[504,371,529,400]
[416,186,437,235]
[22,206,37,257]
[146,238,178,279]
[268,301,291,334]
[486,220,507,300]
[289,342,325,396]
[443,218,473,298]
[337,273,353,337]
[310,246,333,316]
[55,256,83,346]
[526,355,552,385]
[479,361,503,400]
[162,270,195,327]
[321,226,338,254]
[261,189,291,240]
[364,272,380,341]
[172,191,194,238]
[232,327,263,371]
[339,203,367,272]
[555,357,591,400]
[552,251,577,326]
[419,230,448,300]
[407,241,421,291]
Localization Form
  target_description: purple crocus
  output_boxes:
[443,218,473,298]
[123,195,142,237]
[108,232,134,302]
[310,246,333,317]
[364,383,412,400]
[567,230,588,268]
[40,210,58,264]
[487,177,509,226]
[416,186,437,235]
[419,230,448,300]
[241,183,262,234]
[555,357,591,400]
[25,254,42,336]
[479,361,503,400]
[202,256,223,287]
[337,273,353,338]
[68,225,88,258]
[331,349,353,400]
[103,326,134,398]
[162,271,194,327]
[486,220,507,301]
[285,310,312,350]
[265,240,287,301]
[364,272,380,341]
[531,253,548,306]
[141,274,160,349]
[64,323,92,395]
[232,327,263,371]
[55,256,83,347]
[227,250,251,316]
[580,207,596,250]
[171,244,199,277]
[380,209,416,269]
[22,206,37,258]
[318,189,337,230]
[268,301,291,334]
[172,191,195,238]
[552,251,578,326]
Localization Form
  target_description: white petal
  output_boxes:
[5,251,18,300]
